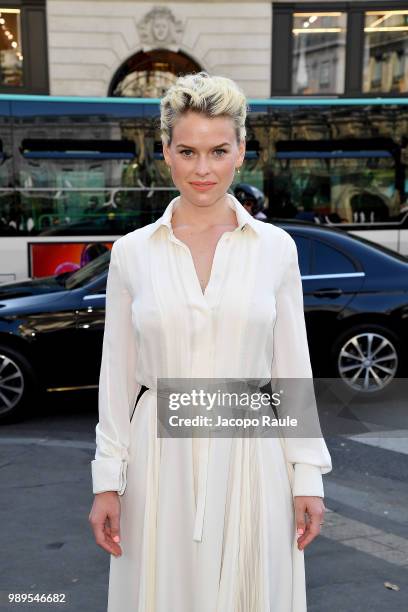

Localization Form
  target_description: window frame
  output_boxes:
[0,0,48,94]
[271,1,408,98]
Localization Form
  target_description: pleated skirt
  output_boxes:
[107,390,307,612]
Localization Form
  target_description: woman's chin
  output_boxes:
[182,186,226,204]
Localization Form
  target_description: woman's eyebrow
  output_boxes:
[175,142,231,149]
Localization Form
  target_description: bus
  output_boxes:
[0,93,407,282]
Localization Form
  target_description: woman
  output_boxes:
[89,71,332,611]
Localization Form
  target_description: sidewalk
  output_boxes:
[308,506,408,612]
[0,434,407,611]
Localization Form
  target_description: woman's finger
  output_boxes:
[108,508,121,545]
[105,515,122,556]
[92,517,120,556]
[297,510,322,550]
[295,500,307,540]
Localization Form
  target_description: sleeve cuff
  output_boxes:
[91,458,128,495]
[292,463,324,498]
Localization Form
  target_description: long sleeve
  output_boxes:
[91,238,141,495]
[271,233,332,498]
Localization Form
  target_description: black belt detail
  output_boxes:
[130,385,149,422]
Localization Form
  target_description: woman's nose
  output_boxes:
[195,156,211,176]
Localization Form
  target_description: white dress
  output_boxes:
[91,193,332,612]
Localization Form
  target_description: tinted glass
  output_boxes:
[313,240,356,274]
[65,250,111,290]
[291,234,312,275]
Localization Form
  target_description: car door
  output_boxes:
[21,295,82,389]
[74,277,106,386]
[290,234,316,360]
[291,233,365,370]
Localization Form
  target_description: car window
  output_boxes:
[312,239,356,274]
[291,235,312,275]
[65,250,111,290]
[87,274,107,294]
[93,278,107,293]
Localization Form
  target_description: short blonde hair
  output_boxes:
[160,71,248,146]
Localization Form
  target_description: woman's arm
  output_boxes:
[91,238,141,495]
[271,233,332,498]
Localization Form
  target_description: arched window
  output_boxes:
[108,49,202,97]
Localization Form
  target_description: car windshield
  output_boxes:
[65,250,111,290]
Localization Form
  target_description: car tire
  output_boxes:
[0,344,38,423]
[330,324,404,395]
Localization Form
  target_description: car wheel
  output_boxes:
[331,324,402,394]
[0,345,37,422]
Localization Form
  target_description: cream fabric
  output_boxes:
[91,193,332,611]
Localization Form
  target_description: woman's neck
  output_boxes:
[172,194,238,232]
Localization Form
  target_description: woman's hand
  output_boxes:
[294,495,326,551]
[89,491,122,557]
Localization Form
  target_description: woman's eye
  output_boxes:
[179,148,227,157]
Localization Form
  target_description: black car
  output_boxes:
[276,220,408,391]
[0,222,407,421]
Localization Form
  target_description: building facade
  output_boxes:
[45,0,408,99]
[47,1,272,98]
[0,0,407,99]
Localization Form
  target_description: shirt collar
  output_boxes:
[146,192,261,239]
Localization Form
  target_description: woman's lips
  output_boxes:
[189,182,216,192]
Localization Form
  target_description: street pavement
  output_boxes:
[0,390,407,612]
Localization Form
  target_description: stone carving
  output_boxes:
[137,6,183,49]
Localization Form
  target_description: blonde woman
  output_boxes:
[88,71,332,611]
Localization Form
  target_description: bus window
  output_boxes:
[12,133,175,235]
[272,139,400,224]
[1,94,408,280]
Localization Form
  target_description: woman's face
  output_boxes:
[162,110,245,207]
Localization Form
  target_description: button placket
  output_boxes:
[168,229,235,306]
[163,221,244,543]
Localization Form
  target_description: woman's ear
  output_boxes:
[237,139,246,167]
[162,141,171,167]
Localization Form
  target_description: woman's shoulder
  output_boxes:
[113,222,157,252]
[258,220,296,250]
[111,224,156,284]
[110,224,157,292]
